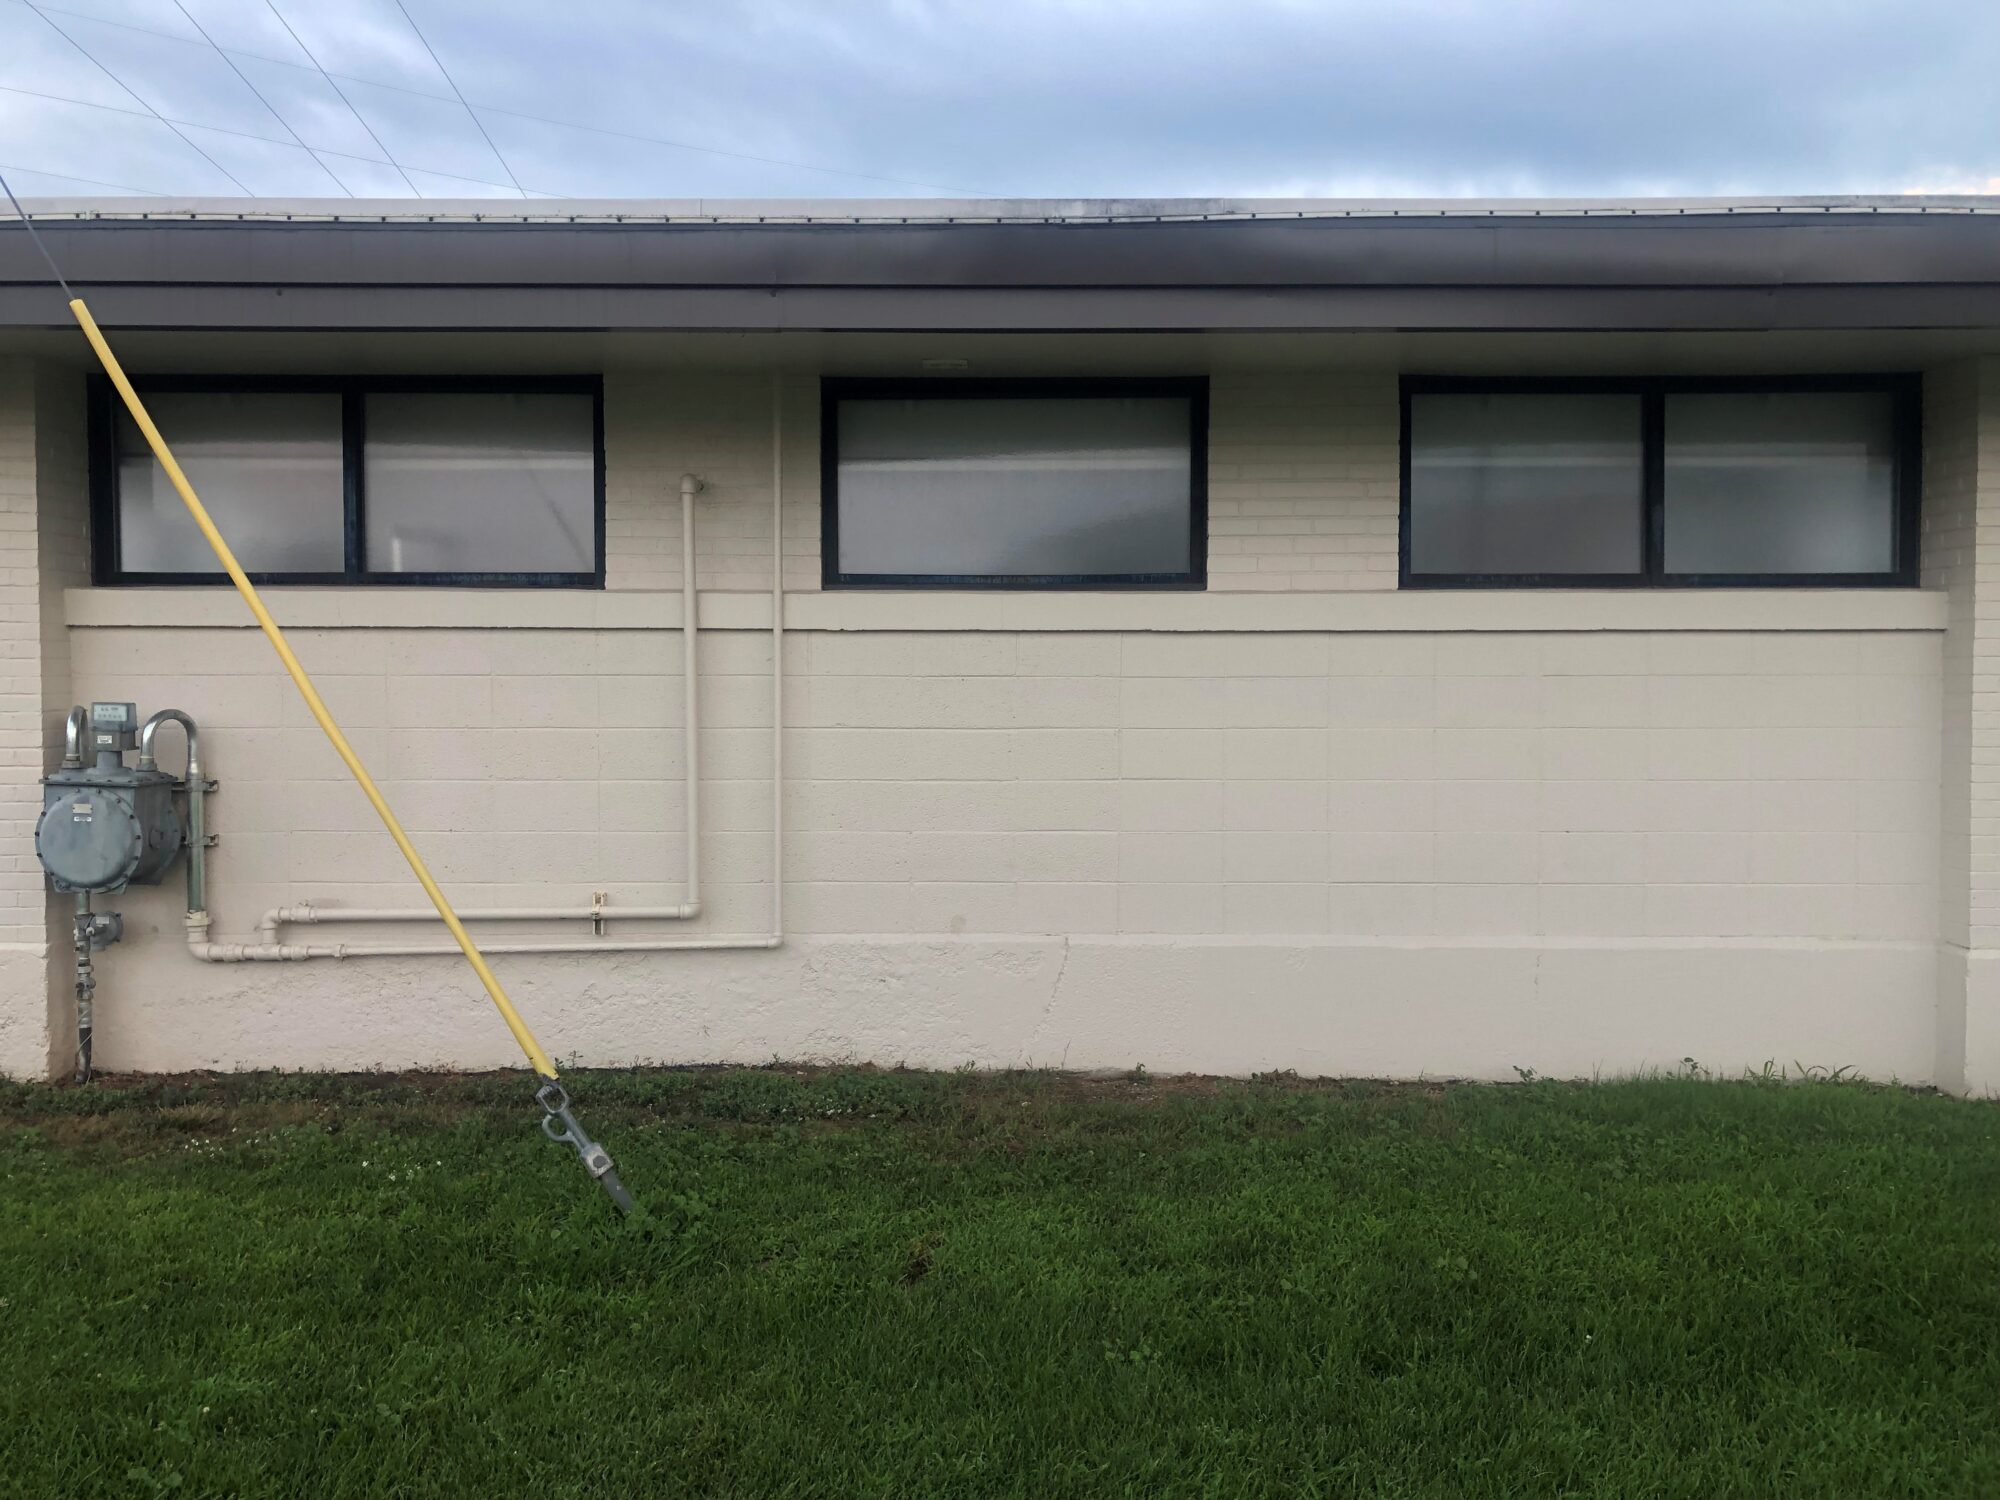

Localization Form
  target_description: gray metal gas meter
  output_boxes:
[37,702,187,894]
[36,703,205,1084]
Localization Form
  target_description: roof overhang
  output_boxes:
[4,196,2000,335]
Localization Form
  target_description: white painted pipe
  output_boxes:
[321,936,780,958]
[680,470,704,919]
[185,911,340,962]
[257,903,700,936]
[194,422,790,965]
[769,369,785,939]
[239,471,712,952]
[187,912,778,962]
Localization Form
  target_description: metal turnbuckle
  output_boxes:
[534,1080,635,1215]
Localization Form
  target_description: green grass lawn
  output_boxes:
[2,1066,1997,1499]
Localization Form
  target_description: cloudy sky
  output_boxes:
[0,0,1994,203]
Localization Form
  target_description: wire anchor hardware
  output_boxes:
[536,1081,634,1214]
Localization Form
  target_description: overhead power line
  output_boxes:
[0,159,165,195]
[5,0,989,196]
[0,168,78,295]
[170,0,351,196]
[263,0,423,198]
[392,0,525,198]
[21,1,255,194]
[449,99,988,197]
[0,82,555,195]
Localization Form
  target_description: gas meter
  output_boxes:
[37,702,204,1083]
[37,702,185,894]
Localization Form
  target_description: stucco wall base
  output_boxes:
[0,942,55,1078]
[1945,945,2000,1095]
[69,936,1936,1085]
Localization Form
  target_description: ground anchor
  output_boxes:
[535,1080,635,1214]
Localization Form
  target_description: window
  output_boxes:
[114,391,346,575]
[1401,376,1919,587]
[1662,392,1899,576]
[362,393,596,576]
[91,377,603,585]
[1407,393,1643,578]
[822,378,1206,588]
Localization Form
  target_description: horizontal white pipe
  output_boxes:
[258,903,699,937]
[331,936,780,958]
[187,911,778,963]
[185,913,339,962]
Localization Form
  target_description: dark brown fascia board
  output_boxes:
[4,214,2000,332]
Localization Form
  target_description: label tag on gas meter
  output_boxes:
[71,800,92,822]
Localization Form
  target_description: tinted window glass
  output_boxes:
[364,393,595,574]
[834,396,1194,580]
[1408,393,1644,576]
[1663,391,1897,575]
[117,393,344,573]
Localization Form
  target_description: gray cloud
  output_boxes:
[1,0,1993,201]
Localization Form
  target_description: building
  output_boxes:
[1,195,1997,1088]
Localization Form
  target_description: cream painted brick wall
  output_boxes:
[1923,356,2000,1090]
[1924,360,2000,950]
[0,365,38,950]
[604,373,820,593]
[32,367,88,1077]
[0,359,88,1078]
[35,368,87,741]
[1206,372,1400,591]
[71,625,1940,951]
[0,362,57,951]
[1923,363,1982,952]
[1961,362,2000,952]
[602,370,1402,595]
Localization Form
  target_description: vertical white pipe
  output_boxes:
[232,465,733,952]
[680,473,703,918]
[770,370,785,938]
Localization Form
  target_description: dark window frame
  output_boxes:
[88,373,606,587]
[1398,373,1923,589]
[820,375,1209,590]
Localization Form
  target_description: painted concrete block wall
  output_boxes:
[602,371,1401,594]
[0,356,1978,1086]
[65,619,1942,1082]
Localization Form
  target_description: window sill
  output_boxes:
[65,587,1949,634]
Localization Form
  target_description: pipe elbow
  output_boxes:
[185,914,329,963]
[680,472,705,498]
[257,904,313,938]
[138,708,200,777]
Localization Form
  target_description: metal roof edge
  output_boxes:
[12,194,2000,225]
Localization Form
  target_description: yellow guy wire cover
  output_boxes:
[69,297,559,1081]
